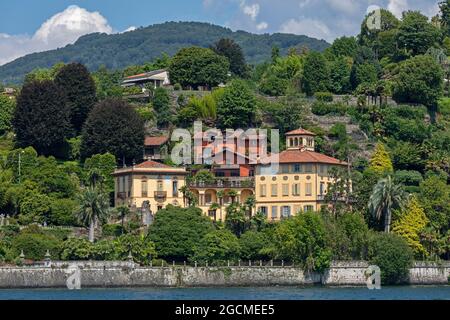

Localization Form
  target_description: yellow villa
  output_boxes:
[113,160,187,212]
[254,129,348,220]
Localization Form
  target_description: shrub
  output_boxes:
[173,83,182,91]
[102,224,125,237]
[314,92,333,102]
[114,234,156,265]
[239,230,271,260]
[148,205,214,261]
[191,229,241,263]
[91,239,116,260]
[48,198,78,226]
[11,231,63,261]
[368,232,413,285]
[61,238,93,261]
[394,170,423,186]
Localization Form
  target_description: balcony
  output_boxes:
[154,191,167,202]
[189,177,255,189]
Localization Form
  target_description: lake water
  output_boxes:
[0,286,448,300]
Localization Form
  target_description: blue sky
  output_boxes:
[0,0,441,65]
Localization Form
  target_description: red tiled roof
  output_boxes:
[135,160,172,169]
[144,136,169,146]
[286,129,316,136]
[261,150,347,165]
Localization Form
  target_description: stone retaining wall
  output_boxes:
[0,261,448,288]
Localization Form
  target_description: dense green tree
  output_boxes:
[392,196,428,257]
[440,0,450,36]
[0,95,15,134]
[54,63,97,133]
[368,232,413,285]
[12,80,72,156]
[350,46,380,89]
[192,229,241,263]
[418,175,450,235]
[368,176,408,233]
[302,52,330,96]
[217,80,256,129]
[329,56,352,94]
[83,153,116,194]
[397,11,441,56]
[359,9,400,49]
[239,230,271,260]
[148,205,214,261]
[10,227,63,261]
[323,212,369,260]
[80,98,145,163]
[169,47,229,89]
[326,36,358,58]
[368,143,394,176]
[113,234,156,265]
[271,212,332,272]
[152,87,172,127]
[23,63,65,85]
[211,38,247,77]
[392,55,443,112]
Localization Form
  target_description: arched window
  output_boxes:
[141,177,148,197]
[294,137,299,146]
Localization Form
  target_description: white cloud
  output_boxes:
[387,0,409,18]
[241,2,260,21]
[0,5,113,66]
[123,26,137,33]
[280,18,332,41]
[256,21,269,30]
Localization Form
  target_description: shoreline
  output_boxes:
[0,261,448,289]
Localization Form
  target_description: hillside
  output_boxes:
[0,21,329,84]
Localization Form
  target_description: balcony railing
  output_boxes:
[154,191,167,202]
[189,178,255,189]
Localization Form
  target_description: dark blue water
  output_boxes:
[0,286,448,300]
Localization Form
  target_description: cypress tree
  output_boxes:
[55,63,97,133]
[12,80,72,156]
[80,98,145,163]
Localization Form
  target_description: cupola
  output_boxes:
[285,129,316,152]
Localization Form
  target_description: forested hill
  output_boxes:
[0,21,329,84]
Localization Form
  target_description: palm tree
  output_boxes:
[369,176,408,233]
[244,195,256,218]
[180,185,189,207]
[228,190,238,204]
[116,205,130,234]
[217,190,225,220]
[209,203,220,222]
[75,187,110,242]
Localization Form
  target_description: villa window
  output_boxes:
[127,176,132,197]
[282,184,289,197]
[259,206,268,218]
[304,205,314,212]
[157,180,164,192]
[320,182,325,196]
[260,185,267,197]
[271,206,278,220]
[172,179,178,197]
[293,164,301,173]
[205,193,212,205]
[281,165,290,174]
[141,178,148,197]
[305,183,312,196]
[305,164,313,173]
[271,184,278,197]
[292,183,300,196]
[281,206,291,218]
